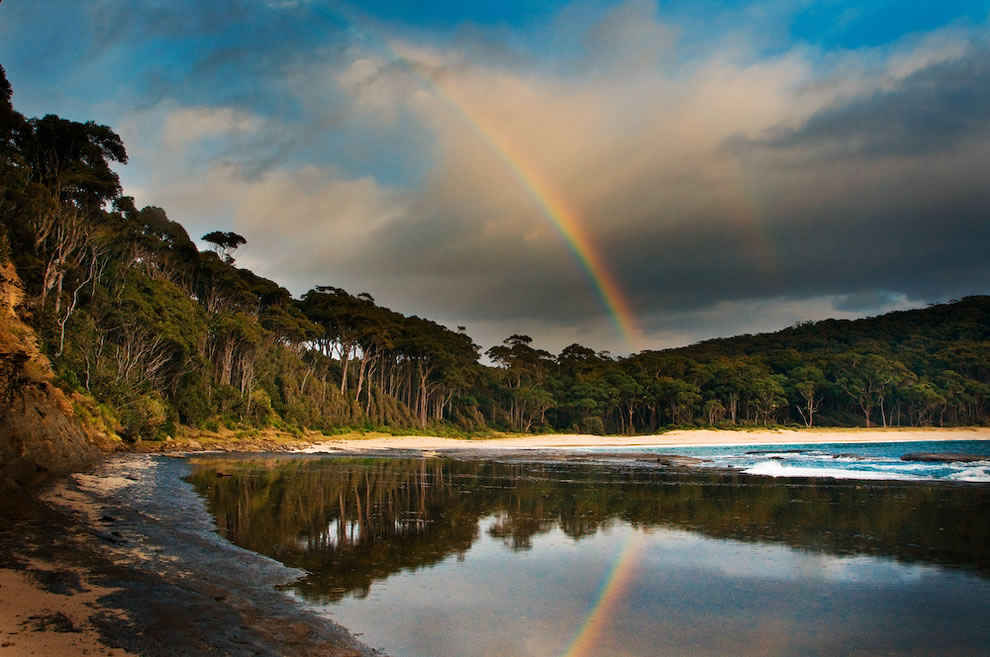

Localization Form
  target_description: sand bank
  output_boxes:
[0,564,134,657]
[300,427,990,453]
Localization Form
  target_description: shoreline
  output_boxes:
[2,426,987,656]
[0,456,377,657]
[298,427,990,454]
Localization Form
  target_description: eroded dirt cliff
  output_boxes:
[0,262,103,489]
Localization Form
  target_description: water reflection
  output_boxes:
[187,456,990,603]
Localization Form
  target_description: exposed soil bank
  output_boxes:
[0,262,110,492]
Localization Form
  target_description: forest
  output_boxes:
[1,64,988,441]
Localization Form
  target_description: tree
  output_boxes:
[202,230,246,264]
[19,115,127,312]
[703,399,726,425]
[835,353,910,427]
[790,366,824,427]
[751,375,786,425]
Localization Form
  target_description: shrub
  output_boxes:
[119,393,168,441]
[175,371,211,426]
[579,416,605,434]
[247,388,274,426]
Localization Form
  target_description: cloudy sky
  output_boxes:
[3,0,989,354]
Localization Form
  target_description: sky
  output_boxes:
[2,0,989,355]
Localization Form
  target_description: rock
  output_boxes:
[901,452,987,463]
[652,454,709,467]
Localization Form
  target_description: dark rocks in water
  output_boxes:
[833,453,865,459]
[901,452,987,463]
[562,452,709,467]
[651,454,710,467]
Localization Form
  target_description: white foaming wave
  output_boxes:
[744,460,928,481]
[948,467,990,483]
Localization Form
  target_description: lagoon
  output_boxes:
[187,454,990,657]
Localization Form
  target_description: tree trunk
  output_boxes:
[339,343,352,394]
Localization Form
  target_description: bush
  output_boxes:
[579,416,605,434]
[247,388,274,426]
[175,371,211,426]
[119,393,168,441]
[213,384,240,416]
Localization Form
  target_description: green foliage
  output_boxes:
[247,388,275,426]
[1,68,988,439]
[175,371,212,426]
[120,393,169,442]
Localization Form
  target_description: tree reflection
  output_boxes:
[186,457,990,601]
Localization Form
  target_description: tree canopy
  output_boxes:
[1,69,988,440]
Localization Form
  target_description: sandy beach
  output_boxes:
[300,427,990,453]
[0,564,135,657]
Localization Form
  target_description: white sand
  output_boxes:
[299,427,990,453]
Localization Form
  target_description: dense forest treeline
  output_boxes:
[1,65,988,440]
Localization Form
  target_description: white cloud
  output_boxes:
[161,106,263,149]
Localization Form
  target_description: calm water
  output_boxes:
[187,455,990,657]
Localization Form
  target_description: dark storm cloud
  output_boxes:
[760,44,990,157]
[280,31,990,348]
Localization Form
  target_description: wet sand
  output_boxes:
[300,427,990,453]
[0,456,377,657]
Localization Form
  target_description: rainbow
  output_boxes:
[429,78,644,351]
[315,3,644,351]
[561,531,647,657]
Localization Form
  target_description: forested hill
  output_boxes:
[1,63,987,441]
[684,297,990,359]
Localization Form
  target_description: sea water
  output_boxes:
[581,439,990,482]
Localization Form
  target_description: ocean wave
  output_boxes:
[947,467,990,483]
[743,460,928,481]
